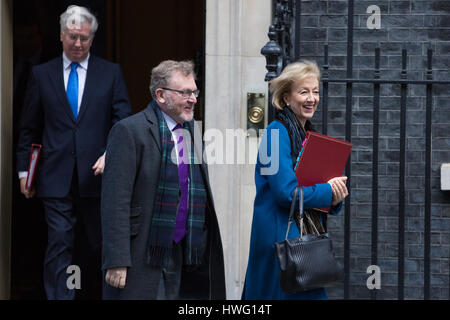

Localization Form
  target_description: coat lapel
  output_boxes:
[76,55,95,124]
[48,57,76,123]
[146,104,214,209]
[145,103,207,177]
[144,102,162,153]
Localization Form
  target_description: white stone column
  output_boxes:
[205,0,271,299]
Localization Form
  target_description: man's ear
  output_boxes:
[155,88,166,104]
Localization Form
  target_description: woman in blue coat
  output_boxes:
[242,61,349,300]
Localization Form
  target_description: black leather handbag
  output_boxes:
[274,187,344,293]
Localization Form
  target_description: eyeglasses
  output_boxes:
[67,33,91,43]
[161,87,200,99]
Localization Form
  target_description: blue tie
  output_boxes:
[67,62,79,119]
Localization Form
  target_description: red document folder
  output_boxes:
[25,144,42,191]
[295,131,352,212]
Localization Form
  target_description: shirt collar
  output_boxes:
[63,52,90,70]
[160,110,180,132]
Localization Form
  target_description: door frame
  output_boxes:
[0,0,13,300]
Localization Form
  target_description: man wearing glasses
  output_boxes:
[101,60,226,300]
[16,5,131,300]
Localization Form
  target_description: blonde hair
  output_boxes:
[269,60,321,110]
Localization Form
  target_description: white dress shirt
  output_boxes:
[161,110,182,166]
[63,52,89,113]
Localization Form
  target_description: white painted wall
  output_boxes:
[205,0,271,299]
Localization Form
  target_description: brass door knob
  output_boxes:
[248,106,264,124]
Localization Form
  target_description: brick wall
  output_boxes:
[296,0,450,299]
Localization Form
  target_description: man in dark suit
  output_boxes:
[101,60,226,300]
[16,5,132,300]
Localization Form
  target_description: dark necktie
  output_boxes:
[66,62,79,119]
[172,123,189,243]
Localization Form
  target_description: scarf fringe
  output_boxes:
[184,247,204,266]
[147,245,205,267]
[147,245,172,268]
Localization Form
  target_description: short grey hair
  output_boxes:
[60,5,98,35]
[149,60,196,100]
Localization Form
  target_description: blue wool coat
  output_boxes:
[242,121,342,300]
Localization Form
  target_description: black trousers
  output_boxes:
[41,169,102,300]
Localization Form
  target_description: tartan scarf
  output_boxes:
[147,102,208,267]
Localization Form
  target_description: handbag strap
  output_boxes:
[322,212,328,233]
[285,187,303,240]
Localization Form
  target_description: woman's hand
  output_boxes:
[327,176,349,206]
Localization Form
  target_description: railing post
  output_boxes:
[398,44,408,300]
[371,44,380,300]
[344,0,354,300]
[424,44,433,300]
[261,0,294,124]
[261,24,282,123]
[322,43,329,135]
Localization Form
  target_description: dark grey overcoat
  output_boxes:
[101,102,226,300]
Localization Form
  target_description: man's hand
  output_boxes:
[327,176,349,207]
[105,267,127,289]
[92,154,106,176]
[20,177,36,199]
